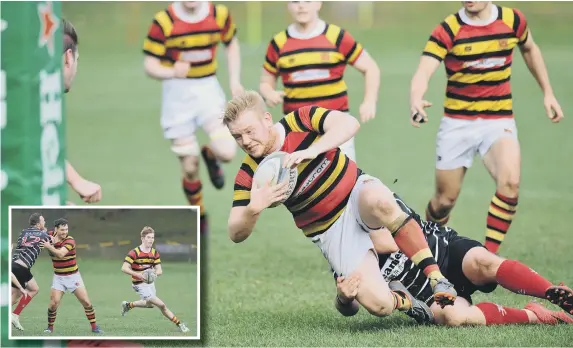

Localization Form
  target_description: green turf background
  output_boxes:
[7,1,573,347]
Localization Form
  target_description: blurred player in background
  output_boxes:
[121,226,190,333]
[62,18,103,204]
[143,1,244,234]
[260,1,380,162]
[11,213,51,331]
[40,218,103,334]
[335,198,573,325]
[409,1,564,253]
[225,91,458,322]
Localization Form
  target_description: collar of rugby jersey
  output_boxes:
[287,19,327,39]
[458,5,498,26]
[172,1,210,24]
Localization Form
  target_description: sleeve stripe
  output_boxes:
[344,42,358,61]
[239,162,255,177]
[512,10,521,34]
[440,22,455,43]
[318,110,330,134]
[233,199,250,207]
[422,51,443,62]
[518,30,529,45]
[146,35,164,45]
[270,40,280,55]
[234,183,250,191]
[293,110,310,132]
[429,36,447,50]
[335,29,344,50]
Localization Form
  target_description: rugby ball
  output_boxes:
[142,268,157,284]
[252,151,298,208]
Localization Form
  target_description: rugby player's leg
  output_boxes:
[146,296,189,332]
[356,178,456,306]
[46,288,64,333]
[462,247,573,315]
[432,297,535,326]
[13,277,39,316]
[73,286,100,331]
[172,137,209,235]
[201,113,237,190]
[427,168,466,226]
[369,228,398,254]
[482,130,521,253]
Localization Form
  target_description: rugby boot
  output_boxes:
[525,301,573,324]
[179,323,190,333]
[43,327,53,333]
[11,313,24,331]
[431,278,457,307]
[201,145,225,190]
[121,301,131,316]
[545,282,573,315]
[389,280,435,324]
[92,325,104,334]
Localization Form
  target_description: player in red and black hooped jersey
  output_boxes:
[225,91,459,320]
[409,1,564,254]
[260,1,380,162]
[143,1,244,235]
[120,227,189,333]
[40,218,102,334]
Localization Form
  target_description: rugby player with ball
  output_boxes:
[224,90,458,323]
[120,226,189,333]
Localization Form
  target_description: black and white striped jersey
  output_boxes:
[12,227,51,269]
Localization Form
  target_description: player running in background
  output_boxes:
[62,18,103,204]
[260,1,380,162]
[143,1,244,234]
[335,197,573,326]
[409,1,564,253]
[120,226,190,333]
[40,218,103,334]
[11,213,51,331]
[225,91,458,322]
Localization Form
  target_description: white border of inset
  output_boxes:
[7,205,201,341]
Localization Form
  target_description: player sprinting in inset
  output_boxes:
[11,213,51,331]
[41,218,103,334]
[121,226,190,333]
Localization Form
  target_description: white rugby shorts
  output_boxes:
[160,75,228,140]
[310,174,378,277]
[51,272,84,293]
[132,282,157,301]
[435,117,518,170]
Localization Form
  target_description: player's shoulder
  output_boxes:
[213,2,230,15]
[498,5,527,22]
[65,236,75,242]
[269,29,289,49]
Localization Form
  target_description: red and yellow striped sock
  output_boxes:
[183,178,205,217]
[171,315,181,326]
[84,305,97,330]
[485,191,518,253]
[47,308,57,329]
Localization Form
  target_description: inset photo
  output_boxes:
[8,206,200,341]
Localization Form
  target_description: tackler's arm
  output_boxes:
[228,206,261,243]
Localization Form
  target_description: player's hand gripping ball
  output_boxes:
[142,268,157,284]
[253,151,298,208]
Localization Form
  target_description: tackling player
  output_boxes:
[40,218,103,334]
[62,18,103,204]
[259,1,380,162]
[120,226,190,333]
[224,91,458,322]
[334,197,573,325]
[143,1,244,234]
[409,1,564,253]
[11,213,51,331]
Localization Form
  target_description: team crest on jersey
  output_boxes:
[320,52,331,62]
[499,39,509,49]
[464,46,472,52]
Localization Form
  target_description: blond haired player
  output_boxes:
[143,1,244,234]
[260,1,380,162]
[121,226,190,333]
[41,218,103,334]
[225,91,459,324]
[410,1,564,253]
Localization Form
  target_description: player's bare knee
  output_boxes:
[360,183,397,226]
[497,175,520,196]
[180,155,200,179]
